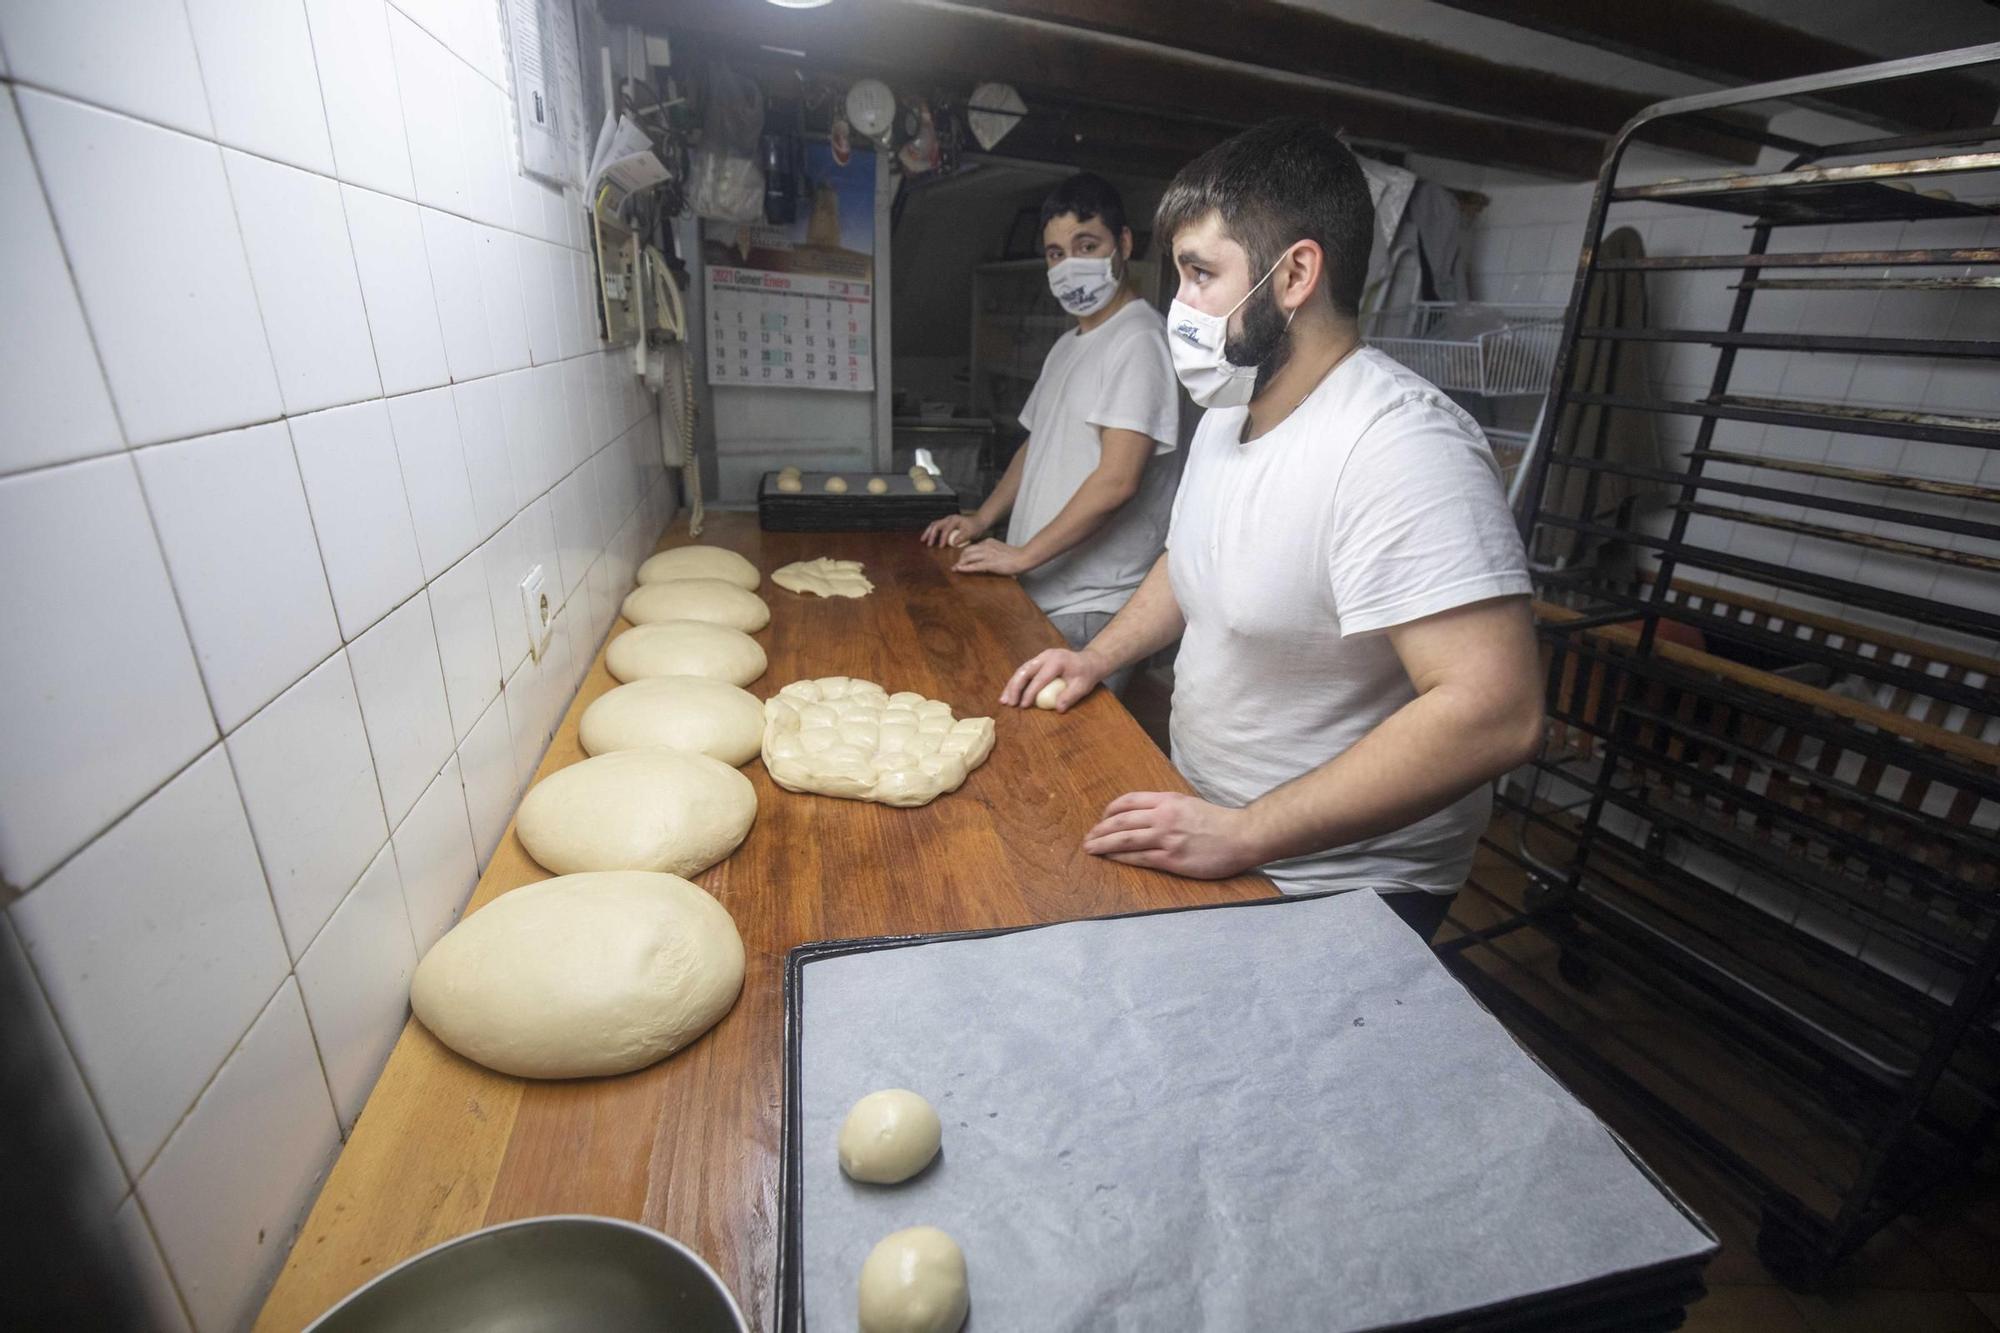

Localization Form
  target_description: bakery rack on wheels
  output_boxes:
[1436,43,2000,1289]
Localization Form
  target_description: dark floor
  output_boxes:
[1121,672,2000,1331]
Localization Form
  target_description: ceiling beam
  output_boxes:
[618,0,1610,178]
[943,0,1768,164]
[1425,0,1999,132]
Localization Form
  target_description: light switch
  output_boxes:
[519,564,551,662]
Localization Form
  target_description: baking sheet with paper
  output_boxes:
[796,890,1715,1331]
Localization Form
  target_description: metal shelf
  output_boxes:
[1476,42,2000,1289]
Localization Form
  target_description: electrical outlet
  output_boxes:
[519,565,552,662]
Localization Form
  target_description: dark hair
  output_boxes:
[1154,117,1374,319]
[1039,172,1127,240]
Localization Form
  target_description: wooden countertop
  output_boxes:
[255,512,1270,1332]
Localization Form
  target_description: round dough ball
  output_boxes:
[410,872,743,1079]
[516,748,756,877]
[914,477,937,494]
[907,465,926,480]
[946,528,966,546]
[580,676,765,766]
[867,477,889,495]
[777,475,804,493]
[824,475,849,494]
[839,1089,942,1183]
[622,579,770,632]
[637,545,760,590]
[858,1227,968,1333]
[779,465,803,480]
[606,621,765,687]
[1034,678,1066,711]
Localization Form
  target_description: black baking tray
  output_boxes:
[775,892,1717,1332]
[757,472,960,532]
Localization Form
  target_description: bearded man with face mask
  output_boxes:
[1000,119,1542,942]
[923,173,1181,695]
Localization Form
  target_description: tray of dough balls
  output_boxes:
[777,889,1717,1333]
[759,466,961,532]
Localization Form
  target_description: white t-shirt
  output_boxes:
[1167,346,1532,896]
[1010,297,1181,618]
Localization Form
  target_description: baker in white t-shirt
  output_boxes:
[1000,119,1545,941]
[923,173,1180,694]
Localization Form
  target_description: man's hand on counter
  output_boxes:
[1082,791,1266,879]
[1002,647,1103,711]
[922,513,988,548]
[953,538,1033,577]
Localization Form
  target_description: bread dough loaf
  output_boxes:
[762,677,995,808]
[606,621,766,687]
[516,748,756,876]
[622,579,770,632]
[637,545,760,590]
[824,475,849,494]
[867,477,889,495]
[839,1089,942,1184]
[410,872,743,1079]
[1034,679,1066,710]
[579,676,765,766]
[857,1227,968,1333]
[773,558,875,599]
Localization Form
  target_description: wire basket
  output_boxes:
[1366,302,1565,396]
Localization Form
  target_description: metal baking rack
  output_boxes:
[1438,43,2000,1288]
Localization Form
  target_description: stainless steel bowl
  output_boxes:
[304,1215,750,1333]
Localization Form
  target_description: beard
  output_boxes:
[1222,280,1293,393]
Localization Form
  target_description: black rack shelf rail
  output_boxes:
[1444,42,2000,1289]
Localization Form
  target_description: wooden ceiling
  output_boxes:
[612,0,2000,180]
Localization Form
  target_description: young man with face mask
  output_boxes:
[921,173,1180,694]
[999,119,1543,941]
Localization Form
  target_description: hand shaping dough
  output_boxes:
[839,1089,942,1183]
[867,477,889,494]
[622,578,770,632]
[410,872,743,1079]
[579,676,765,766]
[857,1227,969,1333]
[824,475,849,494]
[1034,678,1066,710]
[606,620,766,687]
[637,545,760,590]
[773,558,875,599]
[776,475,804,493]
[762,677,995,808]
[516,747,756,876]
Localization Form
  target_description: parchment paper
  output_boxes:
[798,891,1714,1331]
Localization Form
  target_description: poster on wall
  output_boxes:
[703,146,874,391]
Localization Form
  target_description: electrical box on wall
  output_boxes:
[591,210,639,345]
[519,565,552,662]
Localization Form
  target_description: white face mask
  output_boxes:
[1047,255,1119,316]
[1165,252,1289,409]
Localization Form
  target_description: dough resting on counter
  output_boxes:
[622,578,770,632]
[866,477,889,495]
[579,676,765,766]
[776,475,804,493]
[761,677,995,808]
[636,545,760,590]
[839,1089,942,1184]
[410,871,743,1079]
[773,557,875,599]
[515,747,756,876]
[824,475,849,494]
[857,1227,969,1333]
[605,620,767,687]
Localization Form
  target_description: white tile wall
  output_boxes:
[0,3,675,1323]
[223,149,381,414]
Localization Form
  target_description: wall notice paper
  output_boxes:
[795,890,1716,1330]
[704,146,874,391]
